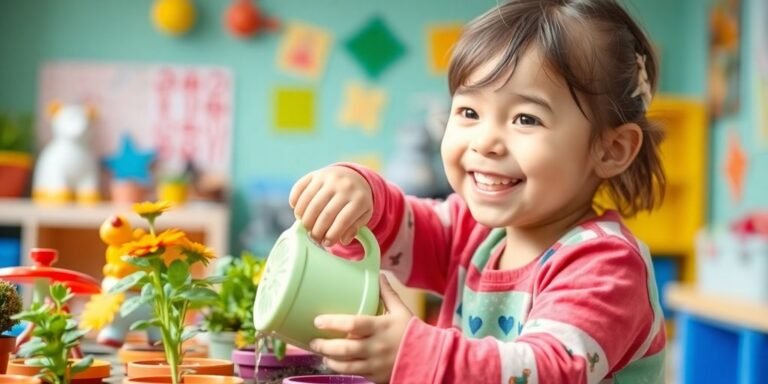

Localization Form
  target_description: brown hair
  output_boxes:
[448,0,665,217]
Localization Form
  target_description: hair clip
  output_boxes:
[630,53,652,111]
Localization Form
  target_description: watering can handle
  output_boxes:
[355,226,381,271]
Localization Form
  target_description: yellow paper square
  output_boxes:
[274,87,315,132]
[277,23,333,80]
[338,82,387,135]
[427,24,463,74]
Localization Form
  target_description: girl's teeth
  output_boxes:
[474,172,512,185]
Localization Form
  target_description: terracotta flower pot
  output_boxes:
[6,358,111,384]
[118,343,207,366]
[283,375,374,384]
[127,358,233,378]
[123,375,243,384]
[231,347,322,381]
[0,152,31,198]
[111,181,147,204]
[0,375,42,384]
[0,336,15,374]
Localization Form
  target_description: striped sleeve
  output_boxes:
[332,163,469,295]
[516,236,659,383]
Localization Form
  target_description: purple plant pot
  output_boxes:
[282,375,374,384]
[231,347,323,381]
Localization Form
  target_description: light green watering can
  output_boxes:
[252,221,382,349]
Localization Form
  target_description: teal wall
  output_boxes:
[709,0,768,225]
[1,0,761,253]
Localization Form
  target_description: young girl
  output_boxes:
[289,0,666,382]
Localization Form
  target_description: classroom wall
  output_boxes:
[1,0,755,255]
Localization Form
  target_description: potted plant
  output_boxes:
[7,283,110,384]
[0,280,23,374]
[0,112,33,198]
[107,201,233,384]
[156,172,190,205]
[201,252,265,360]
[231,303,325,383]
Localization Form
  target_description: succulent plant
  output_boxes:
[0,279,23,334]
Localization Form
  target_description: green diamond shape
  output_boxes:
[345,16,406,79]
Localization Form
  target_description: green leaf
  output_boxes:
[141,283,155,301]
[274,338,286,360]
[121,295,148,317]
[129,319,157,331]
[203,275,227,285]
[49,283,73,307]
[63,329,90,345]
[24,357,49,367]
[122,255,152,268]
[65,319,79,331]
[179,287,219,304]
[181,327,199,342]
[70,355,94,375]
[48,317,68,336]
[16,338,46,357]
[108,271,147,294]
[167,259,190,288]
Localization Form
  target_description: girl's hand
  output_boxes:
[309,275,413,384]
[289,166,373,245]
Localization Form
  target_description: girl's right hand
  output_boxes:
[289,166,373,246]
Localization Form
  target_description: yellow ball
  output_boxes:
[151,0,196,36]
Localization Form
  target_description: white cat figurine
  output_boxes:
[32,102,101,203]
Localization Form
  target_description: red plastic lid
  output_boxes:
[0,248,101,295]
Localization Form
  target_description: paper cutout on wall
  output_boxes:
[427,24,463,74]
[342,153,382,172]
[756,0,768,147]
[105,134,156,185]
[338,82,387,135]
[274,87,315,133]
[724,128,748,202]
[39,62,233,180]
[345,16,406,79]
[277,23,333,80]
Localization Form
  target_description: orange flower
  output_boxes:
[121,229,186,257]
[132,201,173,221]
[178,238,216,261]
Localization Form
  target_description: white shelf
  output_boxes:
[0,198,230,275]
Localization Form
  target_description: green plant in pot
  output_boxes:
[10,283,94,384]
[202,252,286,361]
[108,201,222,384]
[0,279,23,374]
[0,112,33,198]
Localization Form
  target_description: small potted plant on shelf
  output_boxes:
[0,112,33,198]
[0,279,23,374]
[7,283,111,384]
[105,201,236,384]
[202,252,265,360]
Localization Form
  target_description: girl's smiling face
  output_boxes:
[442,47,603,229]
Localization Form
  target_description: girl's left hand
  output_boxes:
[309,274,414,384]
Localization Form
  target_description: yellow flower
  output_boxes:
[235,331,248,349]
[121,229,186,257]
[178,238,216,261]
[133,201,173,220]
[79,293,124,330]
[252,258,266,285]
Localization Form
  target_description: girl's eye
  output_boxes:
[458,107,479,120]
[512,114,541,126]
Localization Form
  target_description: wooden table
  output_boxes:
[665,283,768,384]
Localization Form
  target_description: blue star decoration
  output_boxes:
[104,134,155,185]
